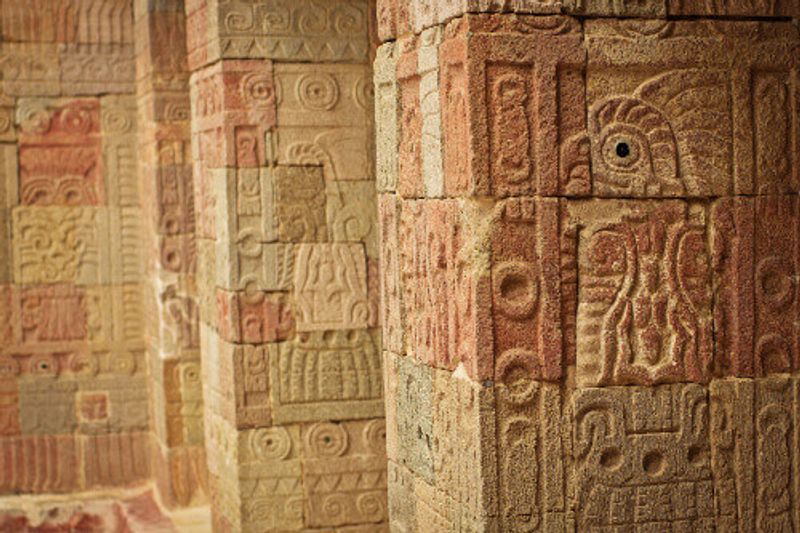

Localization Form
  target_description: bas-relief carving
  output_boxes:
[710,376,800,532]
[214,0,370,63]
[60,44,136,95]
[270,329,383,423]
[0,0,134,45]
[584,20,799,196]
[12,207,100,285]
[0,434,80,493]
[711,196,800,377]
[573,383,714,530]
[495,355,565,531]
[0,44,62,96]
[570,200,713,386]
[301,419,388,528]
[275,64,372,128]
[491,197,562,381]
[237,424,304,532]
[588,70,732,197]
[293,243,370,332]
[399,199,477,373]
[273,165,326,242]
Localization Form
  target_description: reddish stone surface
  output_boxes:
[191,59,276,169]
[216,290,294,344]
[711,195,800,377]
[441,15,585,198]
[18,99,104,206]
[490,197,563,381]
[398,198,485,376]
[18,284,88,343]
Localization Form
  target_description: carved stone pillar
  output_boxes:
[134,0,208,508]
[376,1,800,530]
[185,1,387,530]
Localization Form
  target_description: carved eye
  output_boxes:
[601,131,642,170]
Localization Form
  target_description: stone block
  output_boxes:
[396,37,423,198]
[491,197,563,381]
[210,0,370,63]
[216,289,294,344]
[567,199,713,386]
[300,419,388,528]
[438,15,586,197]
[398,198,486,376]
[378,194,403,354]
[564,0,666,17]
[711,195,800,377]
[17,97,102,143]
[102,95,140,207]
[431,367,495,529]
[419,28,444,199]
[275,63,373,128]
[0,44,61,96]
[18,379,78,435]
[572,383,714,530]
[584,19,799,196]
[0,96,16,142]
[495,369,565,530]
[269,329,383,424]
[387,460,418,532]
[82,431,151,489]
[0,379,20,436]
[710,376,800,531]
[0,0,134,45]
[326,180,378,258]
[396,355,434,483]
[0,434,80,493]
[238,424,304,532]
[273,165,326,242]
[60,44,136,95]
[374,43,399,193]
[231,343,270,428]
[17,284,89,343]
[292,243,370,332]
[668,0,798,16]
[0,144,19,210]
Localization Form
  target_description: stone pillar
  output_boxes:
[0,0,150,494]
[376,1,800,530]
[185,1,387,530]
[134,0,208,507]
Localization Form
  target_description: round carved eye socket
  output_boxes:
[600,130,642,170]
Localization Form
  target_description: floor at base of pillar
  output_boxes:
[0,485,211,532]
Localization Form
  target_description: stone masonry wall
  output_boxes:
[376,0,800,531]
[185,1,387,530]
[0,1,150,494]
[134,0,208,508]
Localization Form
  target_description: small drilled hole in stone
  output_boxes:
[615,142,630,158]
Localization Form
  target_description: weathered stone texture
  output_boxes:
[377,6,800,533]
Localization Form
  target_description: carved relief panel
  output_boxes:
[443,15,585,197]
[568,200,713,386]
[573,384,714,530]
[584,20,799,197]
